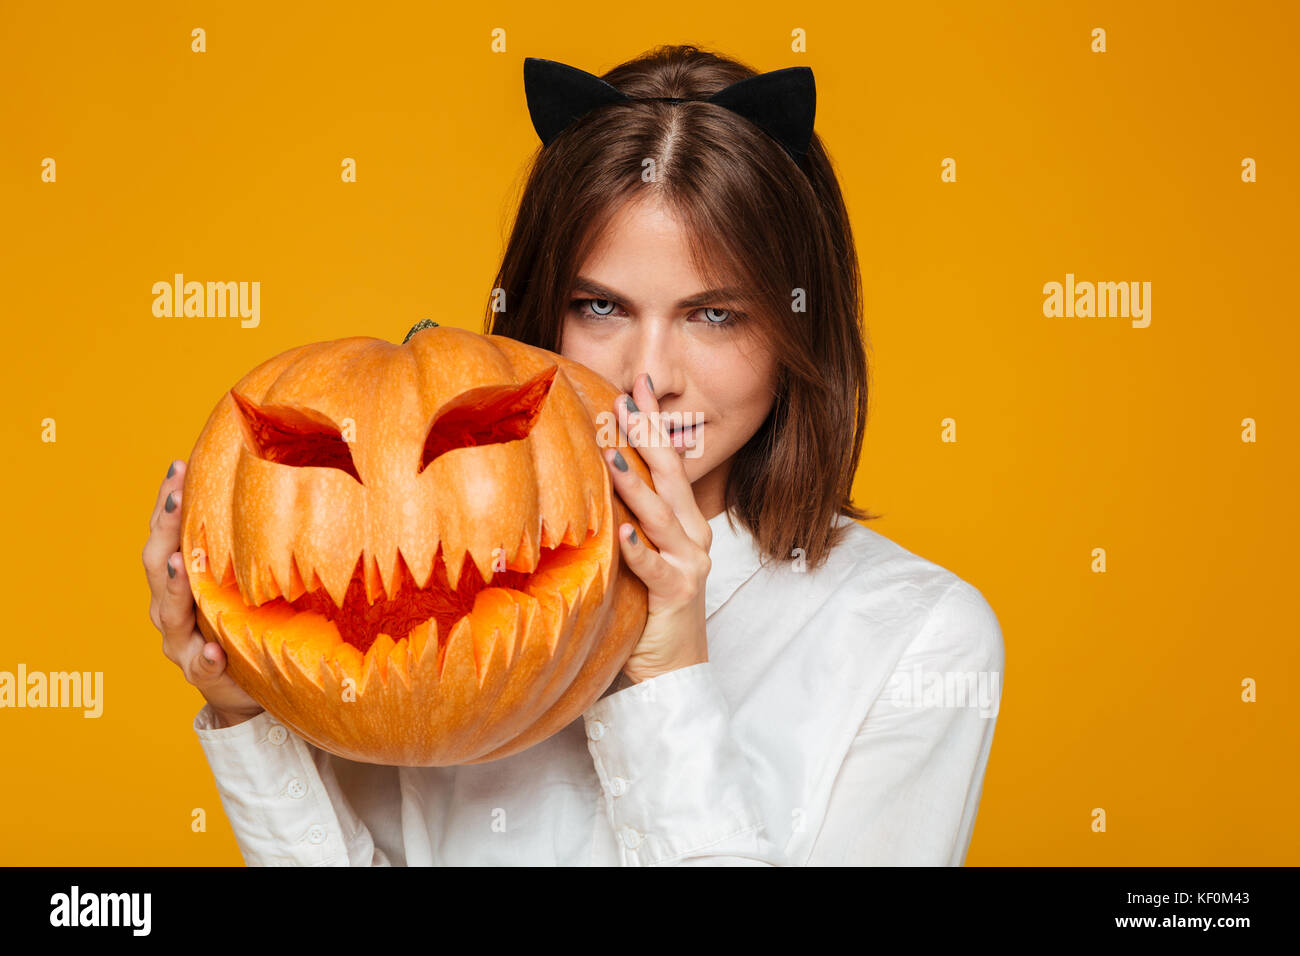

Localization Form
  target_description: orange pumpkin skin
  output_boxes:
[180,326,651,766]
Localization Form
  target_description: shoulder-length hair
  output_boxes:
[485,43,879,571]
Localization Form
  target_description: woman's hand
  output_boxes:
[603,373,712,684]
[142,459,264,728]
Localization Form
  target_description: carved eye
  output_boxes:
[231,391,361,482]
[419,365,558,472]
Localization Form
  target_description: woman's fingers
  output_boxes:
[161,551,244,698]
[604,445,696,560]
[612,519,702,606]
[616,374,712,552]
[143,463,202,680]
[142,460,264,722]
[143,468,213,686]
[142,460,186,602]
[148,459,185,534]
[158,551,203,670]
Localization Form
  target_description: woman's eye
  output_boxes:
[571,298,742,327]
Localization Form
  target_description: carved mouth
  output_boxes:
[263,538,596,656]
[189,526,608,686]
[285,549,536,655]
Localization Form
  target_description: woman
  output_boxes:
[143,44,1004,865]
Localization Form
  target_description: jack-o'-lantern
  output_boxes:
[180,322,651,766]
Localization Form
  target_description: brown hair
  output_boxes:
[485,43,879,570]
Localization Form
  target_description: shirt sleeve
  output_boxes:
[582,662,785,866]
[193,704,402,866]
[806,579,1006,865]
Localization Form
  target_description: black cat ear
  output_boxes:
[706,66,817,165]
[524,57,630,146]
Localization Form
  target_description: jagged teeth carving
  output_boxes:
[468,540,499,587]
[212,502,609,614]
[286,554,308,602]
[363,552,385,606]
[205,496,608,707]
[216,528,608,708]
[228,528,603,610]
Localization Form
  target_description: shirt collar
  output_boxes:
[705,508,765,618]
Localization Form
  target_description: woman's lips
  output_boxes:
[667,421,702,449]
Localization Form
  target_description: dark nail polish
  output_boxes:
[165,492,176,513]
[629,528,638,544]
[167,560,176,579]
[167,462,176,479]
[625,394,639,414]
[612,450,628,472]
[645,373,654,393]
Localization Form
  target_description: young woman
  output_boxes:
[143,44,1004,866]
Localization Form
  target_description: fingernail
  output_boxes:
[167,558,176,579]
[624,394,639,414]
[165,492,177,513]
[645,373,654,393]
[629,528,638,544]
[167,461,176,479]
[203,650,216,665]
[612,450,628,472]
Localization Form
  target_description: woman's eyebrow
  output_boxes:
[572,276,746,310]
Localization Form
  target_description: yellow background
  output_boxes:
[0,0,1295,865]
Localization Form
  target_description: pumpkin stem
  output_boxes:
[402,318,440,343]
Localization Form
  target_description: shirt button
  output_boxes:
[587,720,606,741]
[307,825,327,845]
[621,826,643,849]
[267,725,288,745]
[609,776,628,797]
[286,778,307,799]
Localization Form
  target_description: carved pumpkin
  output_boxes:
[180,323,651,766]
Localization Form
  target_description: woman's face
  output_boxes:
[560,195,779,520]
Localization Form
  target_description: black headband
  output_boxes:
[523,57,817,170]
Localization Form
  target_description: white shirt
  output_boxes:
[194,508,1005,866]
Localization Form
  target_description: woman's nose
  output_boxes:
[624,323,680,402]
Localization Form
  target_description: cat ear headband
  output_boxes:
[523,56,817,170]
